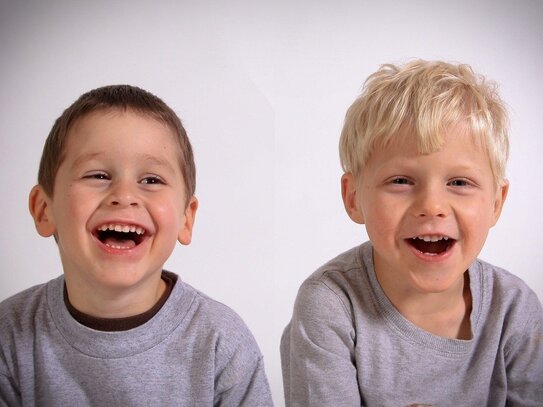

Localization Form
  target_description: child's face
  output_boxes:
[342,124,508,295]
[31,109,196,292]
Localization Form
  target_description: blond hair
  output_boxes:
[339,60,509,185]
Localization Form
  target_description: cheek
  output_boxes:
[153,198,185,227]
[55,187,98,232]
[456,199,495,244]
[363,193,402,224]
[67,196,84,216]
[66,194,93,224]
[461,196,497,223]
[363,205,399,243]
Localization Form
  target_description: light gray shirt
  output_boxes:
[0,272,273,406]
[281,242,543,406]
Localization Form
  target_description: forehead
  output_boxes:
[380,122,485,156]
[367,124,492,171]
[64,109,181,161]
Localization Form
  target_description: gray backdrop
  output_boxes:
[1,1,542,404]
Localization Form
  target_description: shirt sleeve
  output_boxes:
[504,291,543,406]
[213,323,274,407]
[0,370,21,407]
[281,280,361,407]
[0,325,21,407]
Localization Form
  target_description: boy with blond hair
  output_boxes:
[0,85,273,406]
[281,61,543,406]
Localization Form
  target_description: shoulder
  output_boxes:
[171,279,271,399]
[285,243,374,344]
[0,280,56,376]
[0,282,48,312]
[473,259,541,312]
[472,259,543,340]
[173,278,262,356]
[281,246,364,396]
[472,260,543,399]
[306,243,367,284]
[302,243,367,296]
[295,243,370,318]
[0,280,53,333]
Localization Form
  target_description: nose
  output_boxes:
[412,184,448,218]
[108,180,140,207]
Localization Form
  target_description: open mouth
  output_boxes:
[95,224,147,250]
[406,235,455,256]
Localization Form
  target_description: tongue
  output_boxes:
[411,239,449,255]
[104,237,136,249]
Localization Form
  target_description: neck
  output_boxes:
[64,271,167,318]
[376,266,472,340]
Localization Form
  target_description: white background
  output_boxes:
[1,1,542,405]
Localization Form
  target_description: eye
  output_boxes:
[448,179,471,187]
[84,172,110,180]
[391,177,412,185]
[140,176,165,185]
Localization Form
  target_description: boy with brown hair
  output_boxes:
[0,85,273,406]
[281,61,543,406]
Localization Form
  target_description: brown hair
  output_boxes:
[339,60,509,186]
[38,84,196,202]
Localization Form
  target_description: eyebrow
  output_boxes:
[70,152,177,172]
[372,156,484,175]
[70,152,103,170]
[139,154,177,172]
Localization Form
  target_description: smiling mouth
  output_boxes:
[407,235,455,256]
[95,224,147,250]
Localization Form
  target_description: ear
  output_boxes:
[29,185,56,237]
[178,196,198,245]
[490,179,509,227]
[341,173,365,224]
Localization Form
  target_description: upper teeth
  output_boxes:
[98,224,145,235]
[414,235,449,242]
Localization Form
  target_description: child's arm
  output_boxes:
[503,291,543,406]
[0,356,21,407]
[213,349,273,407]
[281,280,361,406]
[0,377,20,407]
[209,305,274,407]
[0,309,20,407]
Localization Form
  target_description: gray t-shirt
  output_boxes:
[0,272,273,406]
[281,242,543,406]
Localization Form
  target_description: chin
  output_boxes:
[411,273,465,295]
